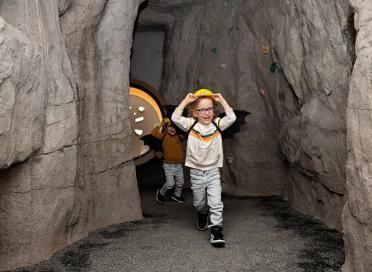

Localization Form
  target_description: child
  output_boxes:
[151,118,186,204]
[171,89,236,247]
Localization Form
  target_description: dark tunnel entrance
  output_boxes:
[129,4,171,190]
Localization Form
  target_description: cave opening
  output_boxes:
[128,0,355,230]
[129,6,170,190]
[127,1,358,269]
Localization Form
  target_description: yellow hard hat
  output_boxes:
[194,89,214,97]
[162,117,171,124]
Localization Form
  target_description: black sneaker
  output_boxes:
[210,226,225,247]
[196,212,209,231]
[156,189,165,204]
[171,195,186,203]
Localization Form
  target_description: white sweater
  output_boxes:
[171,107,236,170]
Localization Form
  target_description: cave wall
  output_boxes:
[0,0,142,270]
[270,0,352,231]
[138,0,352,230]
[130,27,165,90]
[343,0,372,271]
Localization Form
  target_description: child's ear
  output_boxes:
[191,110,197,118]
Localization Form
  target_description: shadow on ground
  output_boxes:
[260,197,344,271]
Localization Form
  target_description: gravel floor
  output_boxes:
[13,190,344,272]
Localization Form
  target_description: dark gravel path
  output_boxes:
[13,190,344,272]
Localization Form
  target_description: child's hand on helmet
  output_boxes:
[212,93,224,103]
[185,93,198,104]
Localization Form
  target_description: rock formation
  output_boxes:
[343,0,372,271]
[137,0,352,230]
[0,0,142,270]
[1,0,372,270]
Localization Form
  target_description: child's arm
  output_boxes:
[151,124,166,140]
[213,93,236,131]
[171,93,198,132]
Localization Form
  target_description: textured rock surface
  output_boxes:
[137,0,352,229]
[2,0,371,270]
[272,0,352,231]
[59,0,143,233]
[342,0,372,271]
[0,0,142,270]
[0,17,44,168]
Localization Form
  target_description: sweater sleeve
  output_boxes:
[171,107,194,132]
[217,108,237,131]
[151,125,166,140]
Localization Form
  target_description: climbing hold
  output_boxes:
[221,63,226,68]
[269,62,277,73]
[259,89,265,95]
[262,46,270,55]
[211,48,217,54]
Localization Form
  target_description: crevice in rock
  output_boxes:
[342,7,357,74]
[85,159,135,177]
[10,185,76,195]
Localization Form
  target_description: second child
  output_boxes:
[152,118,186,204]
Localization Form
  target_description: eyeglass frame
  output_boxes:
[194,107,214,114]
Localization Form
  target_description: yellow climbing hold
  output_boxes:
[262,46,270,54]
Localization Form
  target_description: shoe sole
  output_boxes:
[210,235,225,247]
[211,241,225,248]
[171,196,185,203]
[155,190,164,204]
[196,223,208,231]
[196,212,210,231]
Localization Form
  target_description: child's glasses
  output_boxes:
[195,107,214,114]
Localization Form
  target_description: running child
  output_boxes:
[152,118,186,204]
[171,89,236,247]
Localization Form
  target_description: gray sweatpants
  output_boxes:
[160,163,184,197]
[190,168,223,227]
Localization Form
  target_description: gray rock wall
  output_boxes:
[59,0,143,232]
[138,0,351,230]
[271,0,352,231]
[0,0,142,270]
[0,11,44,169]
[343,0,372,271]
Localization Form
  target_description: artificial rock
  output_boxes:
[342,0,372,271]
[0,0,142,270]
[0,0,372,271]
[137,0,351,230]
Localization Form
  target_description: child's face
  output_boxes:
[165,123,177,135]
[192,97,214,125]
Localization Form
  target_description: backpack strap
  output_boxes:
[187,119,198,135]
[187,119,222,135]
[212,119,222,134]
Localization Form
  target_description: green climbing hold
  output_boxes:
[211,48,217,54]
[269,62,277,73]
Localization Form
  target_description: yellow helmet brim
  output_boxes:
[194,89,214,97]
